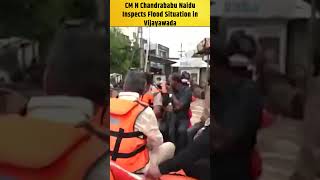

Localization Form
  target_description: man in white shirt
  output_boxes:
[116,71,175,173]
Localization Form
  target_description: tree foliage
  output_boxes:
[110,27,140,74]
[0,0,97,40]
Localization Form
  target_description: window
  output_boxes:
[149,50,156,55]
[191,73,198,83]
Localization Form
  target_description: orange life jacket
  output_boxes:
[0,114,107,180]
[141,87,160,108]
[110,98,149,173]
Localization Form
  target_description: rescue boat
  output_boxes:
[110,161,198,180]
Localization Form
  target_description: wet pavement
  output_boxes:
[258,116,302,180]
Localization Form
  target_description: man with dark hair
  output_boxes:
[169,72,192,153]
[110,71,175,174]
[123,71,147,95]
[227,30,257,60]
[212,35,263,180]
[145,86,210,179]
[0,22,109,179]
[43,23,107,106]
[181,71,191,87]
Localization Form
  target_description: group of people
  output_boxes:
[0,22,267,180]
[110,29,320,180]
[110,70,211,180]
[1,17,318,180]
[0,21,109,179]
[110,30,266,180]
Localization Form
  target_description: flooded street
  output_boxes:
[258,117,302,180]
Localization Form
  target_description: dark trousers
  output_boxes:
[184,159,210,180]
[169,115,189,153]
[160,112,189,153]
[213,156,252,180]
[187,122,205,145]
[159,111,173,143]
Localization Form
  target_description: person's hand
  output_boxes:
[165,105,173,112]
[161,81,167,87]
[161,81,168,93]
[145,164,162,180]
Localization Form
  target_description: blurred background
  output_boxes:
[0,0,107,113]
[211,0,320,179]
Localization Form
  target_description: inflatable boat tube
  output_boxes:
[110,161,198,180]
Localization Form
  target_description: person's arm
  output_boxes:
[153,93,163,119]
[212,84,262,152]
[161,81,168,94]
[161,81,171,107]
[135,107,163,149]
[159,127,209,174]
[162,93,170,107]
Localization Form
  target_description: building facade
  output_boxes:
[211,0,319,78]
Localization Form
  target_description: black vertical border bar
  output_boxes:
[210,3,214,179]
[105,0,111,179]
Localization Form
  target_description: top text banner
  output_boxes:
[110,0,210,27]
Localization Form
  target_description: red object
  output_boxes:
[250,108,273,179]
[110,98,149,172]
[250,147,262,180]
[261,109,273,129]
[160,174,197,180]
[110,161,198,180]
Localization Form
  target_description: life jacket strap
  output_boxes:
[110,144,146,159]
[110,128,146,161]
[110,130,145,139]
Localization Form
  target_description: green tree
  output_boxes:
[110,27,140,74]
[0,0,99,62]
[0,0,97,38]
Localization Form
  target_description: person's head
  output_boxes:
[227,31,258,79]
[227,30,257,59]
[44,22,107,107]
[181,71,191,86]
[123,71,146,95]
[145,72,153,85]
[169,72,182,91]
[212,35,233,91]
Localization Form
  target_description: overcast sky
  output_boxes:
[119,27,210,58]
